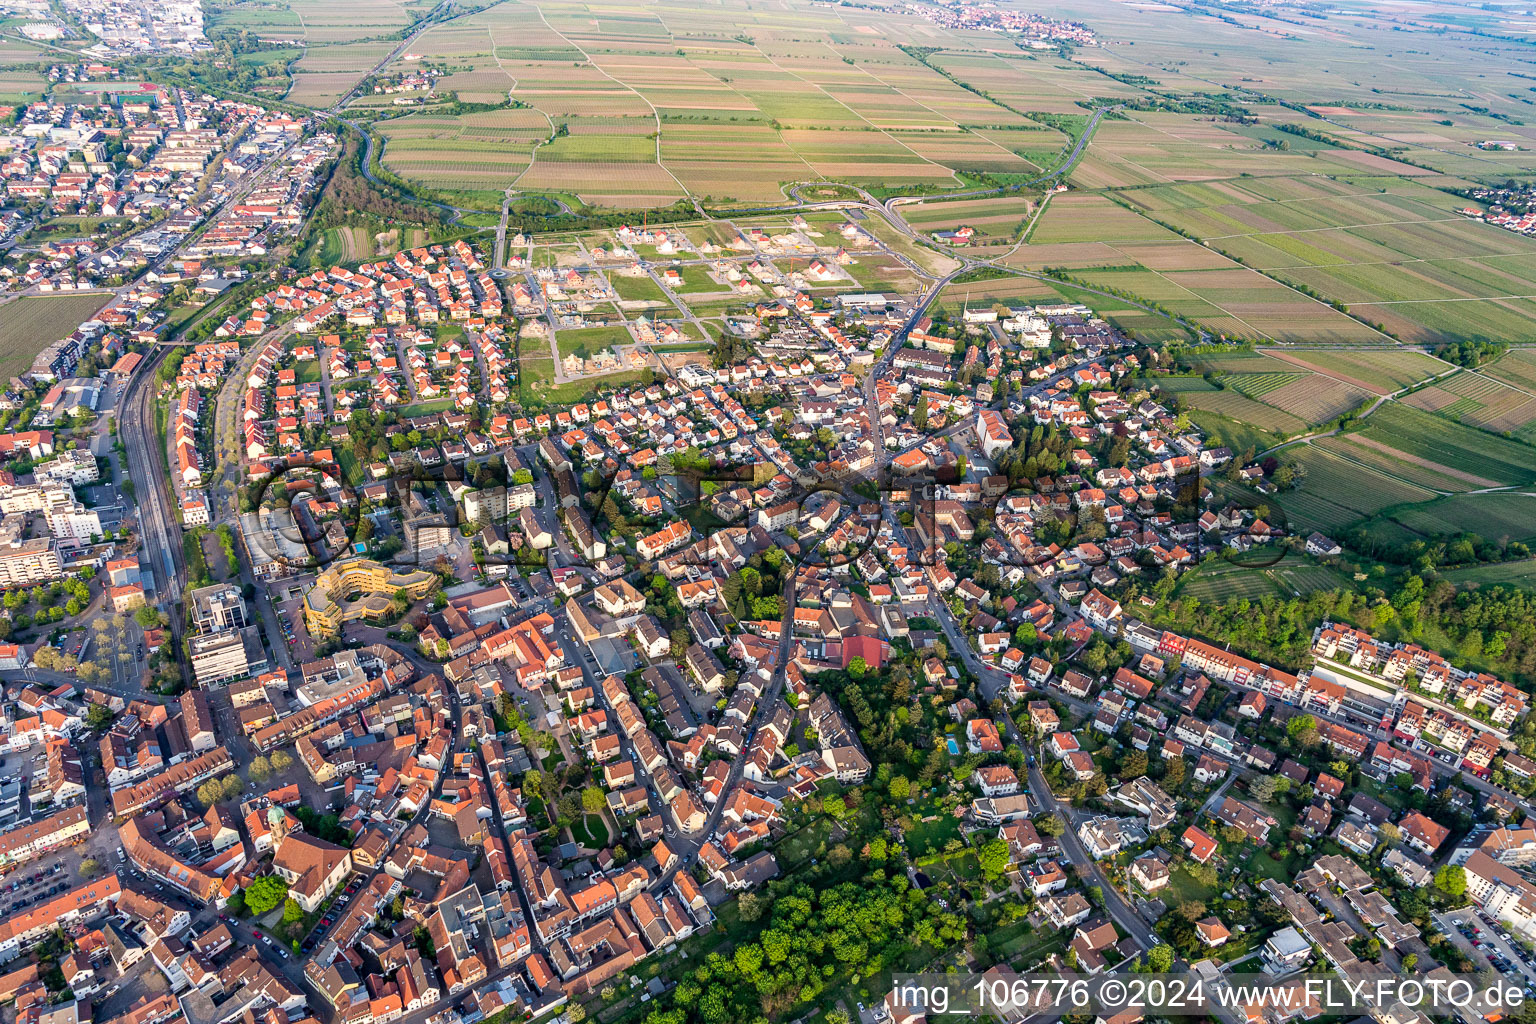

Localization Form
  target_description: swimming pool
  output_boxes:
[946,736,961,756]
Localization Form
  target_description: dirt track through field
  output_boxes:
[1336,433,1501,488]
[1264,348,1390,394]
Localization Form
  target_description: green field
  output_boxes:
[1388,493,1536,544]
[0,294,111,380]
[1178,388,1308,437]
[1114,174,1536,346]
[1186,409,1283,457]
[1348,404,1536,488]
[1440,559,1536,591]
[1149,376,1218,394]
[1176,557,1352,603]
[1226,372,1306,399]
[1264,349,1451,394]
[609,273,670,304]
[1272,446,1438,532]
[1176,562,1283,602]
[555,325,633,359]
[1486,350,1536,393]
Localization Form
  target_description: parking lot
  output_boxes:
[297,873,365,953]
[269,579,315,661]
[1437,908,1536,988]
[0,863,72,917]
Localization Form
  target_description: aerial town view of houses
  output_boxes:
[2,2,1536,1024]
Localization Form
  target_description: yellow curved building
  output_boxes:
[303,558,440,636]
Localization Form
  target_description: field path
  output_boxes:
[485,17,557,188]
[1264,348,1398,394]
[1254,354,1464,457]
[1329,433,1501,488]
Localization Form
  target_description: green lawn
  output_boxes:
[398,398,454,417]
[573,814,609,848]
[905,809,962,858]
[1164,865,1219,906]
[609,273,669,303]
[556,325,633,359]
[1244,848,1297,882]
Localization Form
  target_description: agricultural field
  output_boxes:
[929,275,1065,319]
[1176,560,1353,602]
[378,109,550,191]
[0,294,111,380]
[1010,195,1387,345]
[1237,374,1371,425]
[0,69,45,103]
[1146,376,1219,394]
[1114,173,1536,346]
[1401,371,1536,443]
[1316,435,1496,493]
[1260,349,1451,395]
[285,39,400,107]
[1269,446,1438,533]
[208,0,418,42]
[1387,493,1536,544]
[901,195,1037,248]
[1186,351,1299,375]
[1175,387,1308,437]
[1346,403,1536,489]
[1484,350,1536,393]
[1440,559,1536,592]
[313,0,1121,206]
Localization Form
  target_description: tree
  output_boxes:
[1403,952,1419,972]
[914,394,929,431]
[269,750,294,773]
[1034,812,1065,836]
[737,893,764,922]
[1248,774,1280,802]
[847,656,867,679]
[244,876,289,916]
[249,756,272,782]
[889,775,910,800]
[85,703,114,731]
[1286,714,1317,739]
[582,786,606,815]
[978,838,1010,877]
[1176,900,1206,922]
[78,857,103,878]
[1434,864,1467,897]
[134,604,162,628]
[1163,757,1186,788]
[282,898,304,924]
[1147,944,1174,973]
